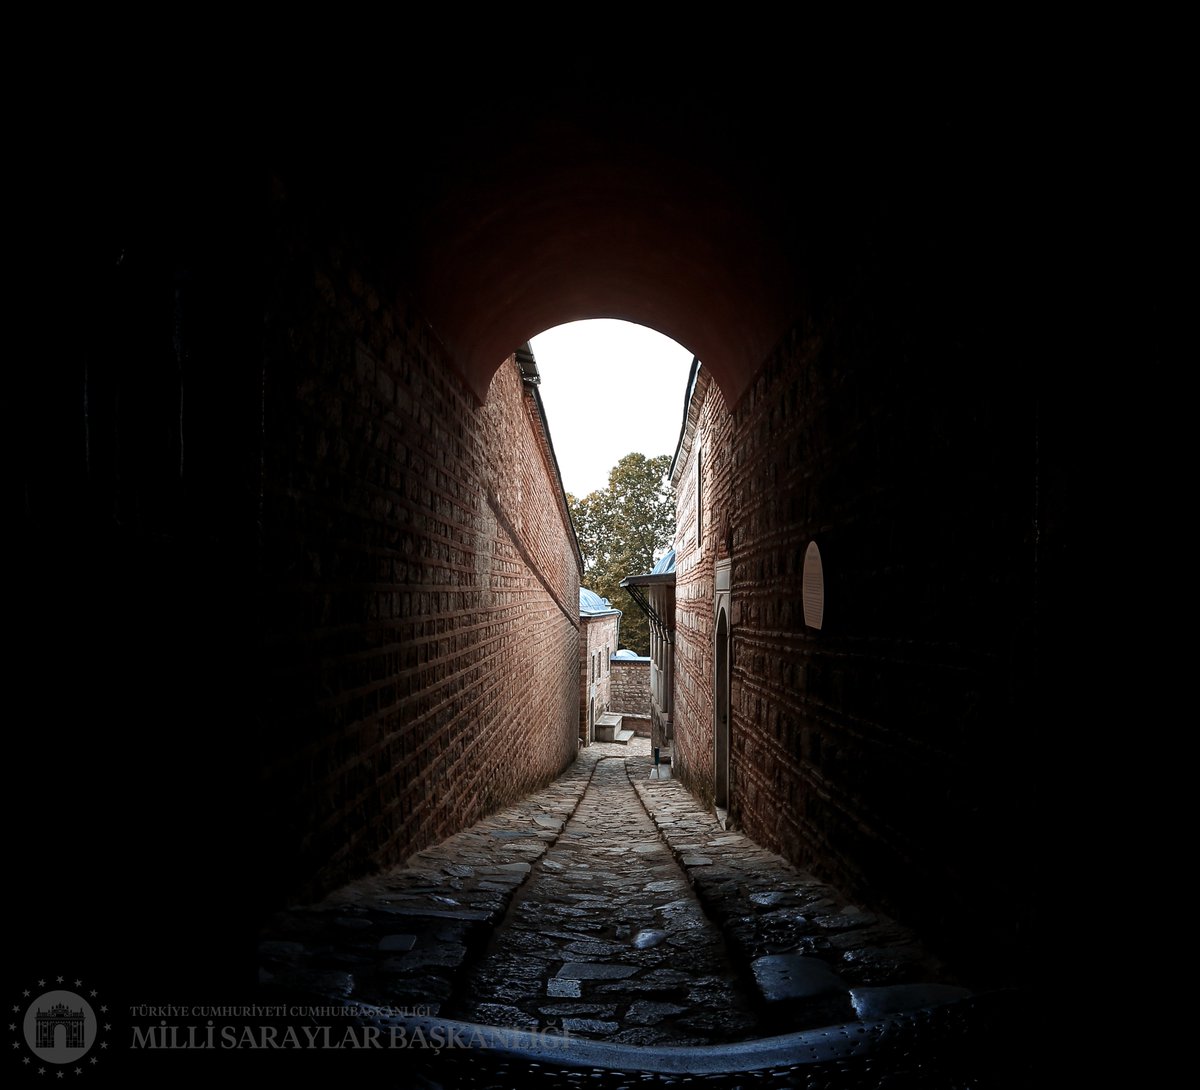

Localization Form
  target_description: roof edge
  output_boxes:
[668,355,702,482]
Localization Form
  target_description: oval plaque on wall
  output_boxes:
[802,540,824,630]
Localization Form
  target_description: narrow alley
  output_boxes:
[12,66,1078,1090]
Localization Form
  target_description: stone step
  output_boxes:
[614,729,636,744]
[594,712,623,742]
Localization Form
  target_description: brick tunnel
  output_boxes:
[10,61,1073,1053]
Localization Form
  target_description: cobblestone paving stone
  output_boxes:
[445,754,758,1045]
[258,740,969,1041]
[627,754,969,1034]
[258,749,607,1014]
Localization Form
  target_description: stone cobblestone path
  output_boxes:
[444,755,758,1044]
[259,741,970,1044]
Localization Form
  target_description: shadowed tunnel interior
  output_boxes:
[9,63,1074,1024]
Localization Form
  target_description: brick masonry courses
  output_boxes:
[258,190,581,910]
[668,290,1050,987]
[671,366,734,803]
[609,657,650,723]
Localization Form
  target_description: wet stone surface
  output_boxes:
[257,747,606,1014]
[257,740,973,1046]
[448,755,758,1043]
[751,954,848,1001]
[629,753,967,1033]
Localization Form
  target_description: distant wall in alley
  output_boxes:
[258,181,581,907]
[609,657,650,718]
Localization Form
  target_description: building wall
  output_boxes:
[579,613,620,743]
[609,658,650,716]
[669,255,1058,983]
[667,181,1065,989]
[671,368,734,800]
[10,176,271,985]
[258,183,581,907]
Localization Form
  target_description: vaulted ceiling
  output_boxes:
[269,70,969,407]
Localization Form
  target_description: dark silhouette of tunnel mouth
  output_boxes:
[12,78,1066,1080]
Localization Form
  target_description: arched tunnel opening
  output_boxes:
[8,70,1072,1084]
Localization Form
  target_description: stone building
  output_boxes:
[578,588,621,745]
[12,68,1075,994]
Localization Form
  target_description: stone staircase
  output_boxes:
[594,712,635,744]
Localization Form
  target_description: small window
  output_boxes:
[695,442,703,548]
[802,540,824,630]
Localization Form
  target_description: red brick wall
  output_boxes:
[610,658,650,716]
[10,178,267,985]
[712,284,1052,982]
[664,236,1062,982]
[259,187,580,906]
[671,369,733,802]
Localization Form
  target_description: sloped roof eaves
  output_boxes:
[622,547,676,587]
[620,572,676,588]
[580,588,623,618]
[651,548,676,575]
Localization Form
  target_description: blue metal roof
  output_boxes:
[612,649,645,660]
[651,548,676,576]
[580,588,621,616]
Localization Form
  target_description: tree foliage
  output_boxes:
[569,453,674,656]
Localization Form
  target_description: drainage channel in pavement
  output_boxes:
[257,743,1027,1084]
[443,755,759,1045]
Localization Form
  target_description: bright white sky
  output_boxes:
[529,320,695,499]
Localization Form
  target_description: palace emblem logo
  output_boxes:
[9,978,111,1077]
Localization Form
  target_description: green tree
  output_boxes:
[569,453,674,656]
